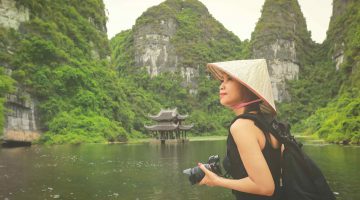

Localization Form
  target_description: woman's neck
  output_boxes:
[233,107,246,116]
[233,107,258,116]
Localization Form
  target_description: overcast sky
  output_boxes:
[104,0,333,43]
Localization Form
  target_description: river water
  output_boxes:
[0,140,359,200]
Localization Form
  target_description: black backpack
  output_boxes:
[238,113,336,200]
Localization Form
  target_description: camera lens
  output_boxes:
[183,155,222,185]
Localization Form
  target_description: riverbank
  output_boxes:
[127,134,321,144]
[126,134,338,145]
[4,134,355,147]
[127,135,227,144]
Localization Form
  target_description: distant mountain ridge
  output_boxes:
[111,0,247,93]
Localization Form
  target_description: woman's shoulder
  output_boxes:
[230,118,262,138]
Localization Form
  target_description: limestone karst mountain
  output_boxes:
[111,0,246,93]
[325,0,359,85]
[250,0,314,102]
[0,0,131,144]
[295,0,359,143]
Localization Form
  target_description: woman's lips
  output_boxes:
[220,93,227,98]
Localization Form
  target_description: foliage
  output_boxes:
[0,67,15,134]
[276,60,342,126]
[41,109,128,144]
[110,30,135,73]
[299,89,359,144]
[171,1,245,68]
[280,0,360,143]
[251,0,314,64]
[0,0,136,144]
[109,0,250,138]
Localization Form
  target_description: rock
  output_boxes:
[4,85,41,142]
[251,0,312,102]
[0,0,29,30]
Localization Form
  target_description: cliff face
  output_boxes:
[134,18,178,77]
[332,0,351,19]
[0,0,38,141]
[288,0,359,143]
[111,0,245,92]
[251,0,314,102]
[326,0,358,71]
[0,0,110,142]
[3,81,40,142]
[326,0,359,87]
[327,0,348,70]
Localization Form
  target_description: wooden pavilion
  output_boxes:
[145,108,193,143]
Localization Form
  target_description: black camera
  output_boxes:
[183,155,222,185]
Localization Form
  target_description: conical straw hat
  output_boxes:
[206,59,276,115]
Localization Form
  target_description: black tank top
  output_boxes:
[224,113,282,200]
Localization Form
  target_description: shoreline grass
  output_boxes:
[127,135,227,144]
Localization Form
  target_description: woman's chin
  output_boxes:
[220,100,229,107]
[219,99,224,105]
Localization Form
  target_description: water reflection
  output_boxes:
[0,141,358,200]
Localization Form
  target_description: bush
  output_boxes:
[41,109,128,144]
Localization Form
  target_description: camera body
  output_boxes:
[183,155,222,185]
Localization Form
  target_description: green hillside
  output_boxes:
[295,0,360,143]
[0,0,164,144]
[110,0,250,136]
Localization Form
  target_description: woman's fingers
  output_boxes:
[198,163,219,187]
[199,176,207,185]
[198,163,209,174]
[198,163,208,185]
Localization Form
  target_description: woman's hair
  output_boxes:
[240,84,261,113]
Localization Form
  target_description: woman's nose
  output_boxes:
[219,83,224,90]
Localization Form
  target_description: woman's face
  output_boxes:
[219,73,244,107]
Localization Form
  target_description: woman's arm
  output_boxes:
[198,119,275,196]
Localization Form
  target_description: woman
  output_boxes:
[198,59,282,200]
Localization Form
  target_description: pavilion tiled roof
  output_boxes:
[144,123,194,131]
[144,122,179,131]
[179,124,194,131]
[145,108,193,132]
[148,108,189,121]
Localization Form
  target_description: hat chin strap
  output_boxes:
[230,99,262,110]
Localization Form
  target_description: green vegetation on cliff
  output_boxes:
[113,0,248,72]
[170,0,246,68]
[293,0,360,143]
[325,0,360,89]
[110,29,135,73]
[276,59,342,126]
[110,0,249,136]
[251,0,314,63]
[300,89,359,144]
[247,0,359,144]
[1,0,150,144]
[0,67,15,134]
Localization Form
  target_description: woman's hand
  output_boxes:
[198,163,221,187]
